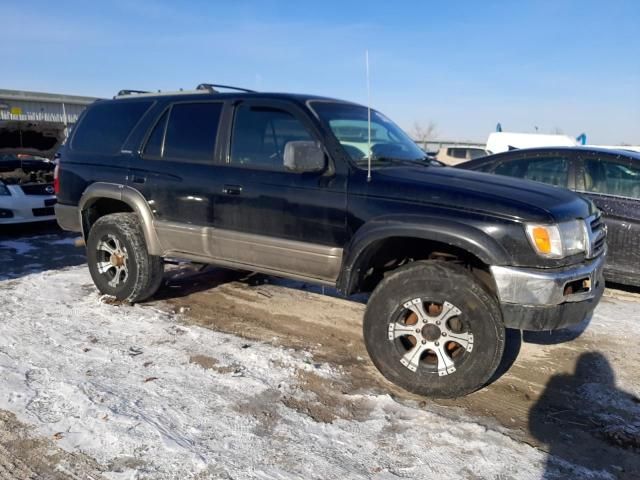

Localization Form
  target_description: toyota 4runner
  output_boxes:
[55,84,606,398]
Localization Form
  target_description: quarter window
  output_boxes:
[230,105,314,170]
[72,100,152,154]
[161,102,222,163]
[583,157,640,199]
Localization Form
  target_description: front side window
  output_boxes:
[230,105,314,170]
[583,157,640,199]
[495,156,569,187]
[158,102,222,163]
[311,102,427,166]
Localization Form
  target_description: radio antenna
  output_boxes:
[366,50,372,182]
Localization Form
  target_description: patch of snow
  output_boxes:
[0,240,37,255]
[0,267,611,479]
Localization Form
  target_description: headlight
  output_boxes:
[525,220,587,258]
[0,182,10,196]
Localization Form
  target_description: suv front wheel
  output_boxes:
[363,261,505,398]
[86,212,164,303]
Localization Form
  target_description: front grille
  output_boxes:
[20,183,55,196]
[32,207,55,217]
[587,213,606,258]
[44,198,57,207]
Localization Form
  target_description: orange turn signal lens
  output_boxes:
[531,226,551,254]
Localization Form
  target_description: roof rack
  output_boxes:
[196,84,256,93]
[116,89,150,97]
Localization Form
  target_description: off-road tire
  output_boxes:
[86,212,164,303]
[363,260,505,398]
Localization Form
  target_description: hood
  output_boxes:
[0,120,65,159]
[371,166,594,223]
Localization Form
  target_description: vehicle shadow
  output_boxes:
[152,265,254,300]
[0,221,86,280]
[529,351,640,478]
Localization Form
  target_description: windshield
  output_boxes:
[311,102,428,167]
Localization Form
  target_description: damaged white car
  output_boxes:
[0,154,57,224]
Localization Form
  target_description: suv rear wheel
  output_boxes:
[86,212,164,303]
[363,261,505,398]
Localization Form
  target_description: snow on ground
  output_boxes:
[0,240,36,256]
[0,267,557,479]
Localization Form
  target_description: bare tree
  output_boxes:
[411,121,438,147]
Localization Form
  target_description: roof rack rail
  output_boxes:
[196,84,256,93]
[115,89,151,97]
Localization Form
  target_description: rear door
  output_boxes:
[575,152,640,284]
[128,100,226,252]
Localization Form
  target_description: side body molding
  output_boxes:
[78,182,163,255]
[338,215,511,294]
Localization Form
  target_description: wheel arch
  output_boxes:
[79,183,163,255]
[338,216,510,295]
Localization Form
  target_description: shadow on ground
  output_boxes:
[530,351,640,479]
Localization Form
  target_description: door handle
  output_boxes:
[222,185,242,195]
[132,175,146,184]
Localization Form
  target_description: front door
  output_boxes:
[211,100,348,282]
[577,153,640,284]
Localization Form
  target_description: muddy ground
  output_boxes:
[160,266,640,479]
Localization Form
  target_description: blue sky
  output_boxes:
[1,0,638,143]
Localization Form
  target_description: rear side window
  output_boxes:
[72,100,152,153]
[496,156,569,187]
[448,148,467,159]
[161,102,222,163]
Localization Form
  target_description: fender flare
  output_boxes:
[338,215,511,294]
[78,182,163,255]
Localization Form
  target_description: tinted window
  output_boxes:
[584,157,640,199]
[230,105,313,170]
[72,100,152,153]
[163,102,222,163]
[143,110,168,158]
[495,156,569,187]
[448,148,467,159]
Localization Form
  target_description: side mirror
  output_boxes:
[283,141,325,173]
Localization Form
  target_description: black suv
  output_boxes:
[55,85,606,398]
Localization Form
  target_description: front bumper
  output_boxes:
[491,252,606,331]
[0,186,57,224]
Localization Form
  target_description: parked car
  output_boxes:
[55,85,605,398]
[457,146,638,287]
[435,146,490,165]
[0,154,57,224]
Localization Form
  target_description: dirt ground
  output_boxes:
[0,411,105,480]
[161,266,640,479]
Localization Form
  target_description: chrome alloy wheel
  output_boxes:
[95,234,129,288]
[388,299,474,376]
